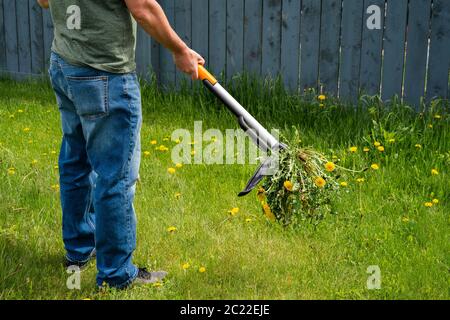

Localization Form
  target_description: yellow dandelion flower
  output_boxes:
[182,263,190,270]
[150,140,157,145]
[167,167,176,174]
[371,164,380,170]
[174,192,182,199]
[349,146,358,153]
[153,282,163,288]
[377,146,385,152]
[434,114,441,119]
[18,109,24,113]
[156,145,169,152]
[374,141,381,147]
[428,124,433,129]
[143,151,151,157]
[163,137,169,142]
[198,266,206,273]
[356,178,365,183]
[388,139,396,144]
[191,150,196,156]
[415,144,422,149]
[402,217,410,223]
[23,127,31,133]
[175,163,183,169]
[363,147,370,152]
[51,184,60,191]
[340,182,348,187]
[315,177,326,188]
[54,165,59,170]
[167,226,177,233]
[263,203,275,221]
[318,94,326,101]
[31,159,38,165]
[431,169,439,176]
[7,168,16,175]
[424,202,433,208]
[432,199,439,205]
[283,180,294,191]
[325,162,336,172]
[245,218,252,223]
[229,207,239,216]
[174,139,181,144]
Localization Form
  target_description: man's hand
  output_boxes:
[124,0,205,80]
[37,0,49,9]
[173,47,205,80]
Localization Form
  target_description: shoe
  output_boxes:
[64,248,96,270]
[134,267,168,285]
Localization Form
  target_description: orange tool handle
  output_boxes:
[198,65,218,85]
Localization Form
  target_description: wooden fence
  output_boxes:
[1,0,449,106]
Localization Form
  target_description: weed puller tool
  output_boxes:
[198,65,287,197]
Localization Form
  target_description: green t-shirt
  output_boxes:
[49,0,137,74]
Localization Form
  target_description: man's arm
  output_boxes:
[124,0,204,79]
[37,0,49,9]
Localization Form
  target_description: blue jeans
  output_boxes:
[48,52,141,288]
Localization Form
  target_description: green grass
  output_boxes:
[0,77,448,300]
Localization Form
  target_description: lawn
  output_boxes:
[0,77,448,300]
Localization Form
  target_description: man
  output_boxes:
[37,0,205,289]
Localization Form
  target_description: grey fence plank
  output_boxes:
[403,0,432,108]
[300,0,321,91]
[136,26,152,80]
[280,0,301,91]
[359,0,384,96]
[191,0,209,64]
[209,0,227,76]
[17,0,31,74]
[226,0,244,80]
[174,0,192,87]
[0,0,5,71]
[426,0,450,101]
[159,0,176,88]
[42,8,53,70]
[29,0,44,74]
[319,0,342,96]
[261,0,282,78]
[151,38,160,83]
[381,0,408,101]
[243,0,263,75]
[4,0,18,73]
[339,0,364,101]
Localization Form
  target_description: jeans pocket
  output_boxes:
[67,76,109,119]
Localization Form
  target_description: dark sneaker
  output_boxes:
[64,249,96,270]
[134,268,168,285]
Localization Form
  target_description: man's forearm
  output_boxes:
[125,0,187,54]
[37,0,49,9]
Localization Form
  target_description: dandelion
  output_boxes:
[7,168,16,175]
[174,139,181,144]
[174,192,182,199]
[191,150,196,156]
[371,164,380,170]
[377,146,385,152]
[198,266,206,273]
[263,203,275,221]
[31,159,38,166]
[228,207,239,216]
[175,163,183,169]
[340,182,348,187]
[153,282,163,288]
[23,127,31,133]
[374,141,381,147]
[54,165,59,170]
[51,184,60,191]
[324,162,336,172]
[424,202,433,208]
[51,150,57,155]
[163,137,169,142]
[150,140,157,145]
[388,139,396,144]
[245,218,252,223]
[283,180,294,191]
[402,217,410,223]
[432,199,439,205]
[349,146,358,153]
[363,147,370,153]
[356,178,365,183]
[143,151,151,157]
[167,226,177,233]
[182,263,190,270]
[434,114,441,119]
[167,168,176,174]
[318,94,326,101]
[156,145,169,152]
[431,169,439,176]
[428,124,433,129]
[314,177,326,188]
[415,144,422,149]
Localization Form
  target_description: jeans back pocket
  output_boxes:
[67,76,109,120]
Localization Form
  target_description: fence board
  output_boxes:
[381,0,408,101]
[403,0,432,108]
[42,9,53,70]
[300,0,321,91]
[426,0,450,101]
[159,0,176,88]
[319,0,342,96]
[17,0,31,74]
[0,0,5,71]
[226,0,244,80]
[209,0,227,76]
[136,27,152,80]
[192,0,209,65]
[4,0,18,73]
[29,0,44,74]
[339,0,364,101]
[243,0,262,75]
[280,0,301,91]
[261,0,282,77]
[359,0,384,96]
[174,0,191,87]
